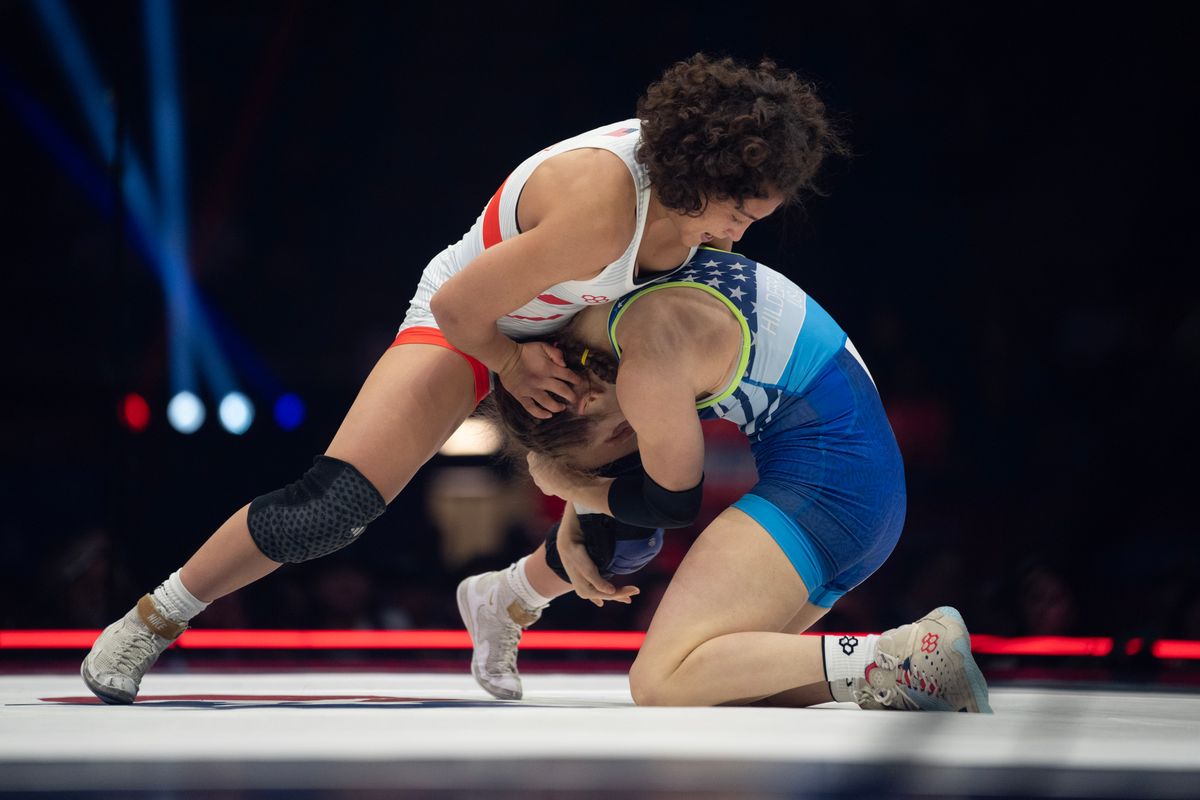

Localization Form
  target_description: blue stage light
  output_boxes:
[32,0,163,239]
[32,0,282,433]
[274,394,305,431]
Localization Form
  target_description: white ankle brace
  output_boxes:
[506,556,551,610]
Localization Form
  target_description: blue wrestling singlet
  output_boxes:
[606,249,907,607]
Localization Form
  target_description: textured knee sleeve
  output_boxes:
[248,455,386,564]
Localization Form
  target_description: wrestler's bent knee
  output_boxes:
[248,455,386,564]
[628,658,675,707]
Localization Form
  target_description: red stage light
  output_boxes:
[120,393,151,432]
[1152,640,1200,660]
[3,630,1198,659]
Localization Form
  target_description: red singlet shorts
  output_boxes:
[389,326,491,406]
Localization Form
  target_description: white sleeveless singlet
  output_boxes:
[398,119,698,339]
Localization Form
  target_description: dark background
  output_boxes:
[1,2,1197,648]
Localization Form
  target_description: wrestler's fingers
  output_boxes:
[533,391,568,414]
[522,396,555,419]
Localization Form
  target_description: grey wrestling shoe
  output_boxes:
[457,570,543,700]
[81,595,187,704]
[853,606,993,713]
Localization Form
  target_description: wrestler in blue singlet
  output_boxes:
[605,248,906,607]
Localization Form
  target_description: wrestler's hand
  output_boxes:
[528,452,615,513]
[527,451,576,500]
[497,341,583,419]
[557,514,640,608]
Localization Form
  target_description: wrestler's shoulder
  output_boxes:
[522,147,636,227]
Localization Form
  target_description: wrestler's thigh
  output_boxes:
[326,343,478,502]
[633,506,809,675]
[781,603,830,635]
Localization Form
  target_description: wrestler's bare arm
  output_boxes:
[615,346,706,493]
[430,153,635,373]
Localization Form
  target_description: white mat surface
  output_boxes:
[2,672,1198,797]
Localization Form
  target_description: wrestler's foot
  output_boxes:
[457,570,543,700]
[853,606,993,713]
[81,595,187,704]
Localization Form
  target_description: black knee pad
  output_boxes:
[248,455,386,564]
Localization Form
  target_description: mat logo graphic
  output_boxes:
[921,632,940,653]
[838,635,859,656]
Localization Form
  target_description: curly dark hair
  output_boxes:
[480,333,619,463]
[636,53,848,214]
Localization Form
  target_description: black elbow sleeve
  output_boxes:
[607,469,703,529]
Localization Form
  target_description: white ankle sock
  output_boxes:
[505,557,552,610]
[822,633,879,681]
[151,570,209,623]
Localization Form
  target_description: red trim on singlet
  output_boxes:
[482,179,507,250]
[390,327,490,405]
[483,179,574,312]
[507,313,565,322]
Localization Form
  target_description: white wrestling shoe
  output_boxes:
[81,594,187,704]
[457,570,543,700]
[853,606,993,713]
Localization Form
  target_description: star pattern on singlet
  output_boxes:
[682,250,771,436]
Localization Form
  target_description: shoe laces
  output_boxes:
[108,622,161,678]
[493,623,522,673]
[857,650,944,709]
[478,588,523,674]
